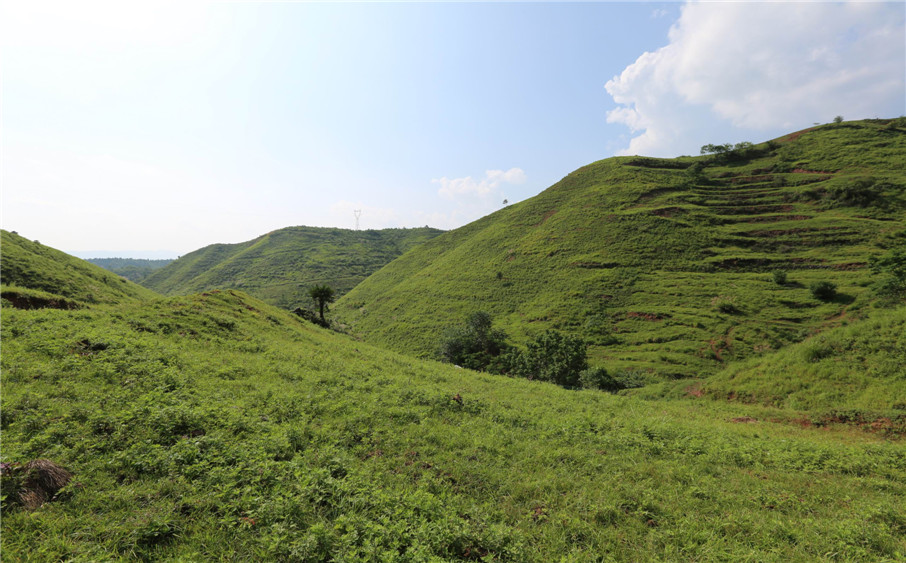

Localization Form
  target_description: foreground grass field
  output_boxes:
[3,290,904,561]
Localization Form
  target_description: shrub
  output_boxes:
[809,281,837,301]
[772,270,788,285]
[870,247,906,302]
[511,330,588,388]
[712,295,740,314]
[824,178,882,207]
[439,312,510,372]
[579,367,622,392]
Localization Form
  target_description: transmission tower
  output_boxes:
[353,209,362,230]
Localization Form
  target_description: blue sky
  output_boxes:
[2,1,903,257]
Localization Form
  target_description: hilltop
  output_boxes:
[333,119,906,381]
[1,230,159,307]
[141,226,443,309]
[2,241,903,560]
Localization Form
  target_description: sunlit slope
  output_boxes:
[141,226,442,309]
[3,288,904,561]
[334,120,906,378]
[0,230,159,306]
[703,305,906,413]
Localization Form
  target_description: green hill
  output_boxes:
[141,226,443,309]
[333,119,906,380]
[87,258,174,283]
[1,230,159,307]
[3,280,904,560]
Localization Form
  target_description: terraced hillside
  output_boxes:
[334,119,906,380]
[701,305,906,414]
[1,230,159,307]
[3,242,904,560]
[141,226,443,309]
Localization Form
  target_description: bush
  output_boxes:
[825,178,882,207]
[870,247,906,302]
[712,295,740,314]
[439,312,510,372]
[579,367,622,392]
[772,270,788,285]
[510,330,588,388]
[810,281,837,301]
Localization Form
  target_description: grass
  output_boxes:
[333,119,906,379]
[1,230,159,306]
[702,305,906,414]
[140,226,443,310]
[3,290,904,561]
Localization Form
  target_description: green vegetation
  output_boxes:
[809,280,838,301]
[870,246,906,302]
[334,120,906,380]
[702,305,906,417]
[308,284,336,325]
[141,226,443,310]
[1,230,158,306]
[439,311,511,372]
[87,258,174,283]
[508,329,588,388]
[4,287,905,561]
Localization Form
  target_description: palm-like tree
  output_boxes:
[308,285,335,324]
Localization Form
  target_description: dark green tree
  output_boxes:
[511,330,588,388]
[439,311,510,372]
[308,285,335,324]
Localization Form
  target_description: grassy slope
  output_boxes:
[3,290,904,561]
[1,230,159,306]
[334,120,906,379]
[141,226,443,309]
[701,305,906,413]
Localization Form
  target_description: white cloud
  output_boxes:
[606,1,906,157]
[433,167,526,200]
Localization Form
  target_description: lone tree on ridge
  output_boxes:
[308,284,335,324]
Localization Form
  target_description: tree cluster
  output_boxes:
[440,312,616,390]
[699,141,758,163]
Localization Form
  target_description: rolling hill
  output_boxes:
[1,230,159,307]
[2,239,904,560]
[333,119,906,380]
[141,226,443,309]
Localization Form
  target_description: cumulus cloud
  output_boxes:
[606,1,906,156]
[433,168,526,200]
